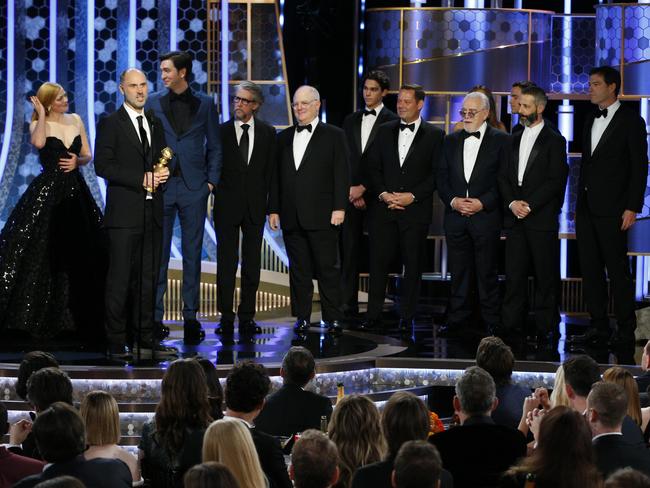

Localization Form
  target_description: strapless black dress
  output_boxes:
[0,135,107,345]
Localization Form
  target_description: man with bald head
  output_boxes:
[95,68,177,359]
[268,85,350,333]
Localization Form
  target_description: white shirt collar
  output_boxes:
[123,103,146,121]
[400,116,422,133]
[523,120,545,136]
[592,432,623,442]
[298,117,319,130]
[236,117,255,129]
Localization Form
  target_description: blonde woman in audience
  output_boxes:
[202,418,267,488]
[517,365,570,438]
[80,390,140,484]
[328,394,386,488]
[549,364,571,408]
[603,366,643,426]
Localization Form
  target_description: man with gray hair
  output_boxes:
[290,429,339,488]
[437,91,511,339]
[429,366,526,488]
[214,81,277,335]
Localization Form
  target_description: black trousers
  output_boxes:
[105,202,161,346]
[283,226,343,322]
[501,224,561,333]
[367,217,429,320]
[215,213,264,322]
[576,204,636,335]
[446,222,501,328]
[339,203,365,314]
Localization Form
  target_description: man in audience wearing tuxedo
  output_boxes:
[392,441,444,488]
[499,85,568,347]
[214,81,276,335]
[587,382,650,478]
[290,430,339,488]
[437,91,511,338]
[574,66,648,362]
[363,84,444,331]
[340,70,399,323]
[429,366,526,488]
[224,361,292,488]
[254,346,332,436]
[268,85,350,333]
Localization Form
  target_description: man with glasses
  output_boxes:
[213,82,276,335]
[268,85,350,333]
[437,91,511,338]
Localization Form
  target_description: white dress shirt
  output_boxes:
[123,103,152,199]
[235,117,255,164]
[591,99,621,155]
[293,117,319,170]
[462,122,487,185]
[361,103,384,153]
[398,117,422,167]
[517,121,544,186]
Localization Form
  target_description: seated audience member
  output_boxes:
[329,394,386,488]
[290,429,339,488]
[255,346,332,436]
[79,391,140,482]
[351,392,452,488]
[392,441,443,488]
[33,476,86,488]
[637,341,650,405]
[501,406,603,488]
[197,358,225,420]
[430,366,526,488]
[476,337,529,429]
[13,402,131,488]
[603,367,643,427]
[15,352,59,401]
[549,365,571,408]
[139,359,212,488]
[202,419,266,488]
[0,402,44,488]
[224,361,292,488]
[605,468,650,488]
[453,85,507,132]
[586,382,650,478]
[184,462,240,488]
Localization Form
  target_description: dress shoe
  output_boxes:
[294,319,310,333]
[107,344,132,360]
[153,321,170,340]
[133,342,178,358]
[359,318,383,330]
[568,328,609,347]
[239,319,262,334]
[184,318,206,344]
[398,318,414,332]
[321,320,342,333]
[215,320,235,335]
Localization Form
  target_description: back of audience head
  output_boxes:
[563,355,600,402]
[202,418,266,488]
[392,441,442,488]
[225,360,270,413]
[16,351,59,400]
[33,402,85,463]
[27,367,73,412]
[550,365,571,408]
[33,476,86,488]
[587,382,628,433]
[197,358,224,420]
[606,468,650,488]
[602,366,642,426]
[382,391,430,458]
[454,366,497,420]
[281,346,316,387]
[291,429,339,488]
[184,461,241,488]
[476,336,515,387]
[79,390,120,446]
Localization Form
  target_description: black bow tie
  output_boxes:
[463,130,481,140]
[400,123,415,132]
[296,124,312,133]
[595,108,608,119]
[363,109,376,117]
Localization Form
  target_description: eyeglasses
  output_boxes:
[233,96,255,106]
[459,108,486,118]
[291,99,317,109]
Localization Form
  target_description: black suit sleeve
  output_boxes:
[366,130,385,197]
[526,133,568,211]
[436,137,455,208]
[497,151,516,212]
[94,117,144,190]
[477,134,511,212]
[333,128,351,211]
[626,114,649,212]
[411,127,444,201]
[267,130,283,215]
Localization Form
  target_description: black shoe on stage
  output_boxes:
[134,342,178,358]
[239,319,262,334]
[107,344,132,360]
[184,318,206,344]
[321,320,342,333]
[153,321,170,340]
[215,319,235,335]
[294,319,310,333]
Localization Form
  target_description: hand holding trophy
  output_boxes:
[145,147,174,192]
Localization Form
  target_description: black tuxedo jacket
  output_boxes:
[94,106,166,228]
[214,118,276,225]
[268,122,350,231]
[499,124,568,231]
[593,433,650,478]
[342,106,399,188]
[438,125,511,234]
[366,119,444,224]
[254,383,333,437]
[351,458,454,488]
[579,103,648,217]
[250,426,293,488]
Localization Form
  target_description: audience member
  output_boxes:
[0,401,44,488]
[138,358,212,488]
[603,367,643,426]
[202,419,266,488]
[351,392,452,488]
[606,468,650,488]
[15,352,59,401]
[430,366,526,488]
[224,361,292,488]
[197,358,225,420]
[79,390,140,482]
[392,441,443,488]
[637,341,650,404]
[184,462,240,488]
[501,406,603,488]
[587,382,650,478]
[476,337,529,429]
[290,429,339,488]
[255,346,332,436]
[14,402,131,488]
[549,365,571,408]
[33,477,86,488]
[329,394,386,488]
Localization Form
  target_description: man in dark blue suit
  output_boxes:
[146,51,222,343]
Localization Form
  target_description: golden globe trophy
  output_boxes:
[145,146,174,193]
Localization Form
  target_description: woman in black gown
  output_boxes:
[0,82,107,347]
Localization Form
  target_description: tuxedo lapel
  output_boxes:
[402,123,424,167]
[591,108,625,160]
[364,110,388,155]
[353,112,363,156]
[392,124,402,168]
[159,93,178,135]
[298,124,322,171]
[467,126,490,184]
[512,131,522,184]
[117,106,145,157]
[456,132,466,182]
[521,126,546,182]
[248,119,264,169]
